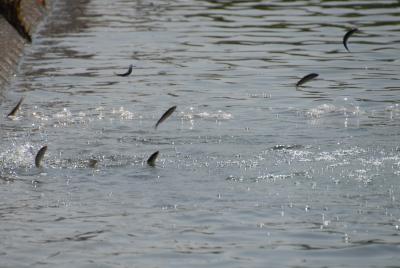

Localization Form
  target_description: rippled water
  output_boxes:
[1,0,400,267]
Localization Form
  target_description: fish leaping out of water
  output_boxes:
[115,64,133,77]
[155,106,177,129]
[35,146,47,168]
[343,28,359,52]
[296,73,319,88]
[147,151,159,167]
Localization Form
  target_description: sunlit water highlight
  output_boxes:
[1,0,400,267]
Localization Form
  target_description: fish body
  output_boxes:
[115,64,133,77]
[343,28,359,52]
[88,159,98,168]
[147,151,159,167]
[35,146,47,168]
[296,73,319,87]
[155,106,176,129]
[7,97,24,117]
[272,144,303,151]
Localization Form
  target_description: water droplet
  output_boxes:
[311,182,317,189]
[343,233,350,243]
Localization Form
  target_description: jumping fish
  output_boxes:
[272,144,304,151]
[343,28,359,52]
[155,106,176,129]
[147,151,159,167]
[115,64,133,77]
[296,73,319,87]
[88,159,98,168]
[35,146,47,168]
[7,97,24,117]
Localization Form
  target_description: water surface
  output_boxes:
[1,0,400,267]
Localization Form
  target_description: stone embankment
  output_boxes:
[0,0,51,91]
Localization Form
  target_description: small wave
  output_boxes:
[306,103,362,118]
[0,143,37,168]
[180,108,233,121]
[42,230,107,243]
[112,106,135,120]
[348,169,372,184]
[331,147,366,157]
[53,108,72,119]
[385,103,400,119]
[194,111,233,120]
[226,170,311,183]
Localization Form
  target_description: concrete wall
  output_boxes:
[0,0,51,91]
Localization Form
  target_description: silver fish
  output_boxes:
[155,106,176,129]
[343,28,359,52]
[115,64,133,77]
[147,151,159,167]
[35,146,47,168]
[7,97,24,117]
[88,159,98,168]
[272,144,304,151]
[296,73,319,87]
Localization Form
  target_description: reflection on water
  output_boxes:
[1,0,400,267]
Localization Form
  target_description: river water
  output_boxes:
[1,0,400,267]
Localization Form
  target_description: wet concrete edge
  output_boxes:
[0,0,52,93]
